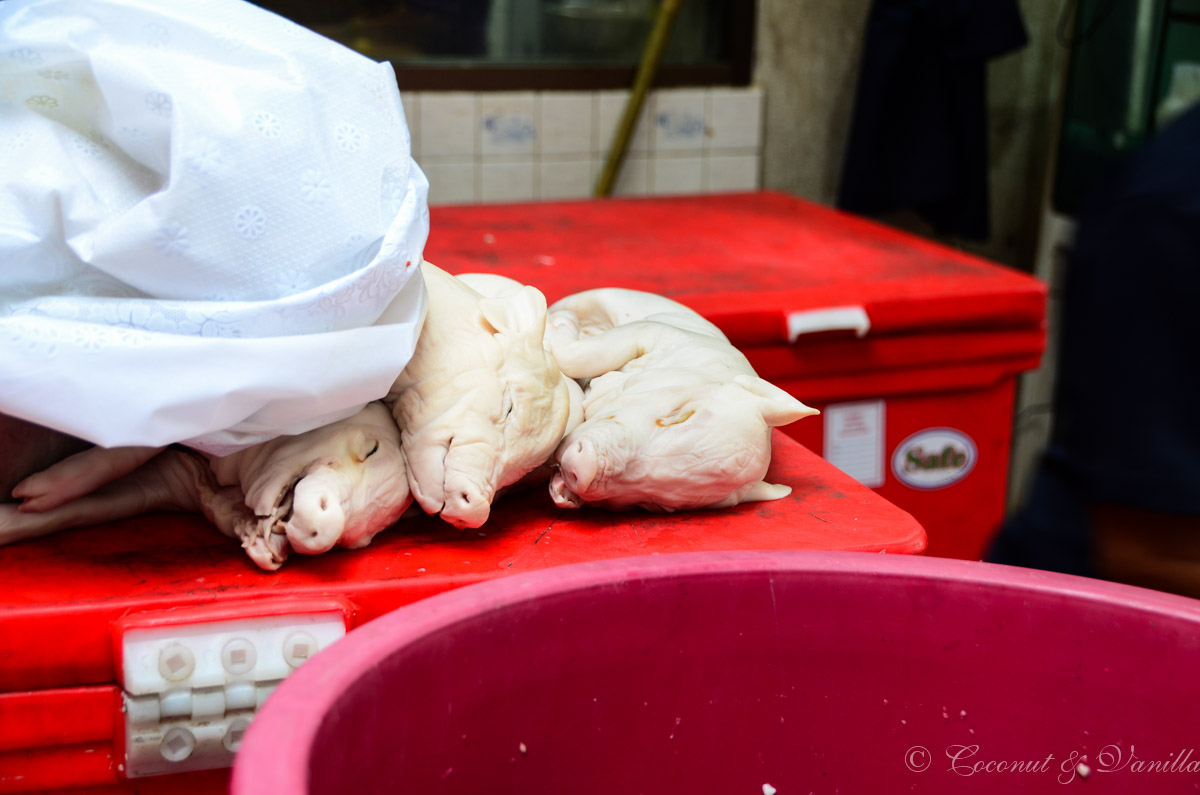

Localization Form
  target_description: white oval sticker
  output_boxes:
[891,428,977,490]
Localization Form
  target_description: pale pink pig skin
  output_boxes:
[0,262,585,561]
[545,288,819,513]
[209,401,410,557]
[0,281,807,560]
[385,262,582,529]
[0,403,410,571]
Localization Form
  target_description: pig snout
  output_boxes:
[555,437,600,496]
[287,469,346,554]
[439,476,493,529]
[432,434,500,529]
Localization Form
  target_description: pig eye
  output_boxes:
[365,441,380,458]
[501,391,514,421]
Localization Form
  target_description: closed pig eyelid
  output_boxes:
[355,439,381,462]
[655,406,696,427]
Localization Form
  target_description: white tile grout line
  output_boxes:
[590,90,601,164]
[474,93,483,203]
[532,92,541,200]
[701,88,713,192]
[644,90,655,196]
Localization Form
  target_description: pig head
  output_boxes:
[546,288,818,512]
[208,401,410,562]
[387,262,582,529]
[1,402,410,571]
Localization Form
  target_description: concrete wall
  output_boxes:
[753,0,870,212]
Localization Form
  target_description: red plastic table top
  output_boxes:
[426,191,1046,347]
[0,431,924,693]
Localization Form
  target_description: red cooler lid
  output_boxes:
[428,191,1047,347]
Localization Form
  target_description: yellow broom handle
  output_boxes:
[594,0,683,197]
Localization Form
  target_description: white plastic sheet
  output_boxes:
[0,0,429,454]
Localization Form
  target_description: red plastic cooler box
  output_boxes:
[234,550,1200,795]
[0,433,923,794]
[426,191,1047,560]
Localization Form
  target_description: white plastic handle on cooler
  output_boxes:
[120,611,347,778]
[785,306,871,342]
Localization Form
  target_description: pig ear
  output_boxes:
[479,285,548,338]
[732,374,819,427]
[742,480,793,503]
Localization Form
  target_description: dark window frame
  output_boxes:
[387,3,755,91]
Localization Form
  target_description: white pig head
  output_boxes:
[551,372,814,512]
[208,402,410,558]
[392,264,583,529]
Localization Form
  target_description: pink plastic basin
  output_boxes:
[233,551,1200,793]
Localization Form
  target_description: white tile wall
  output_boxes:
[652,88,708,152]
[479,92,536,156]
[400,92,420,154]
[406,86,764,206]
[418,93,477,158]
[480,159,536,203]
[421,158,476,206]
[705,154,759,192]
[652,156,704,195]
[597,90,652,156]
[708,87,763,150]
[539,157,593,200]
[539,93,595,156]
[612,155,651,197]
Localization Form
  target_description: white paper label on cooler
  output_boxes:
[823,400,885,488]
[891,427,977,490]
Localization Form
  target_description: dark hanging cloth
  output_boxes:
[836,0,1028,240]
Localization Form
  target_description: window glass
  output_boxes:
[254,0,733,67]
